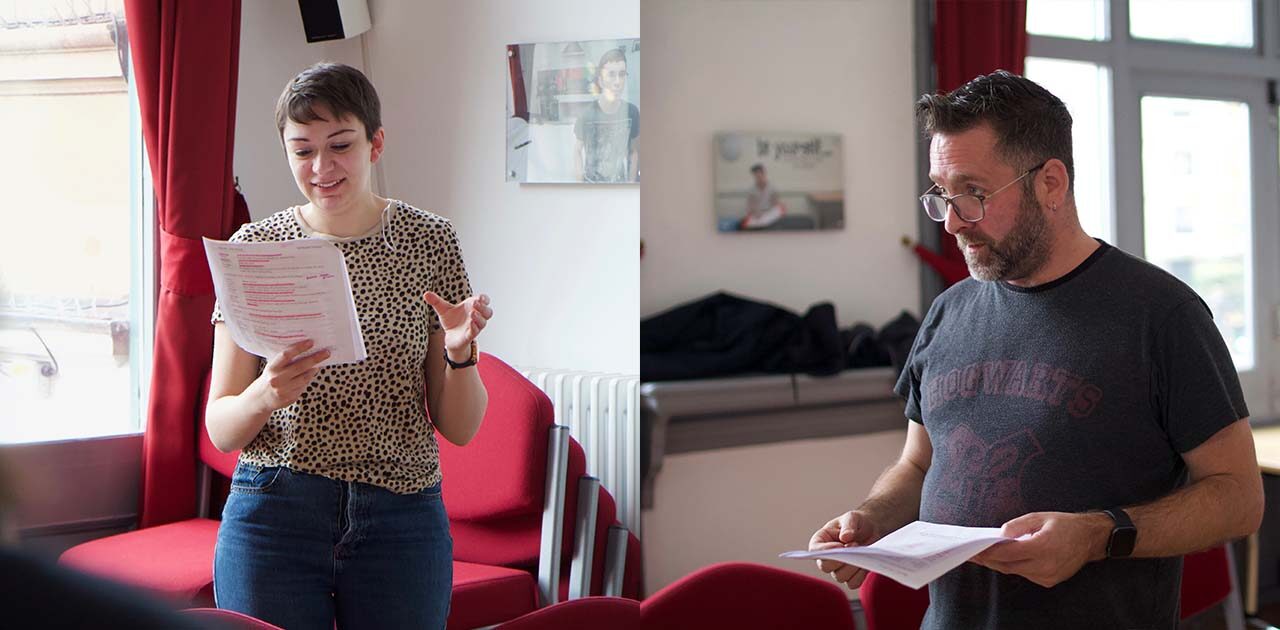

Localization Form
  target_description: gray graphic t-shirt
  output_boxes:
[895,241,1247,629]
[574,100,639,183]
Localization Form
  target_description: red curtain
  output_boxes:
[508,45,528,122]
[935,0,1028,89]
[919,0,1029,287]
[125,0,248,527]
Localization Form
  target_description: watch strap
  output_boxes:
[1102,508,1137,558]
[445,341,478,369]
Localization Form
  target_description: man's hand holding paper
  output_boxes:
[968,511,1112,589]
[783,521,1030,590]
[807,510,884,590]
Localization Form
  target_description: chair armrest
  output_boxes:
[603,525,629,597]
[536,425,570,607]
[568,476,600,600]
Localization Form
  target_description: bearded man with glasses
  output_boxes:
[807,70,1261,629]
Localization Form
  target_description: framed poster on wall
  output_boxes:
[713,132,844,232]
[507,37,641,184]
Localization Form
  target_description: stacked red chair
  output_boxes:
[59,373,234,606]
[440,353,641,629]
[495,596,639,630]
[859,571,928,630]
[59,352,641,630]
[1180,545,1245,627]
[641,562,858,630]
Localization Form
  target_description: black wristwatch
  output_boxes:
[445,342,478,369]
[1102,508,1137,558]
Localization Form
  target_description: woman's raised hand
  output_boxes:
[423,292,493,359]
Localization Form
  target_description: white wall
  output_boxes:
[233,0,639,375]
[639,0,920,596]
[364,0,638,375]
[643,431,907,596]
[233,3,365,225]
[641,0,920,328]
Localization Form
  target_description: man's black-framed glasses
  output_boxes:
[919,160,1048,223]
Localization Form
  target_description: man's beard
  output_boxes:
[957,191,1052,282]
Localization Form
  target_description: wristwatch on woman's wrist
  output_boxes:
[445,341,478,369]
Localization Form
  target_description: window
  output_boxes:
[1025,0,1278,414]
[1026,0,1109,41]
[1140,96,1253,369]
[1023,57,1114,243]
[1129,0,1254,48]
[0,0,152,444]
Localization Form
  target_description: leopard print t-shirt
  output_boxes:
[210,200,472,494]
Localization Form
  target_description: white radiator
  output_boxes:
[518,367,641,537]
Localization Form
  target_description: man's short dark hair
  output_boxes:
[276,62,382,143]
[750,163,765,174]
[916,70,1074,193]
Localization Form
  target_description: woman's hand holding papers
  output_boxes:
[248,339,331,413]
[808,511,884,590]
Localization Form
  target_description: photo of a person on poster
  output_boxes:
[506,38,640,184]
[740,163,787,229]
[574,47,640,183]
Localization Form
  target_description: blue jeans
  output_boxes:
[214,463,452,630]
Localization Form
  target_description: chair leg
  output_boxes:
[196,462,212,519]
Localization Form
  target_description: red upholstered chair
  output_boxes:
[1180,545,1245,628]
[447,429,642,599]
[444,353,643,629]
[494,596,639,630]
[59,351,635,629]
[57,351,572,627]
[641,562,858,630]
[566,478,642,601]
[859,571,928,630]
[58,373,235,606]
[182,607,284,629]
[442,353,578,630]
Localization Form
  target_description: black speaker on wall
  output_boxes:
[298,0,371,43]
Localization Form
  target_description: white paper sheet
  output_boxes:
[780,521,1026,589]
[204,237,366,367]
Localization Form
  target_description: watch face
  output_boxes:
[1108,527,1137,558]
